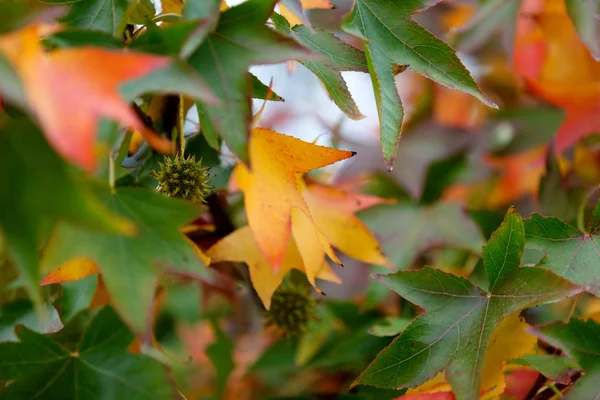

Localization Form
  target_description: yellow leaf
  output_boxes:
[233,128,354,270]
[206,226,340,309]
[40,257,100,285]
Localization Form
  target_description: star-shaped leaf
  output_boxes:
[0,24,174,171]
[533,318,600,399]
[360,202,484,270]
[271,12,368,120]
[0,307,175,400]
[187,0,315,163]
[354,209,579,399]
[41,186,212,336]
[0,118,132,311]
[207,226,340,309]
[232,128,354,270]
[342,0,495,166]
[523,200,600,296]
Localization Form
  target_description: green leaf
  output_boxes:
[121,60,219,107]
[0,299,63,342]
[41,186,213,335]
[63,0,129,37]
[0,0,64,34]
[368,316,411,337]
[513,354,577,385]
[361,202,484,270]
[0,118,132,311]
[252,73,284,102]
[271,13,368,120]
[123,0,155,25]
[566,0,600,61]
[187,0,314,163]
[206,321,235,400]
[0,307,174,399]
[58,275,99,324]
[355,209,578,399]
[524,203,600,296]
[533,318,600,398]
[342,0,495,165]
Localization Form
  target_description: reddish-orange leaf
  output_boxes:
[0,24,172,171]
[233,128,354,270]
[514,0,600,154]
[40,257,100,285]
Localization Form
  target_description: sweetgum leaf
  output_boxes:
[533,318,600,399]
[342,0,495,165]
[524,201,600,296]
[355,209,578,399]
[41,186,212,336]
[271,12,368,120]
[187,0,315,163]
[360,202,484,270]
[0,307,174,399]
[63,0,129,37]
[0,118,131,311]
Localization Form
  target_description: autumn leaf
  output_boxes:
[0,24,174,171]
[514,0,600,155]
[41,186,213,336]
[206,226,340,309]
[523,200,600,296]
[0,307,175,400]
[354,209,578,399]
[342,0,495,167]
[187,0,315,163]
[232,128,354,270]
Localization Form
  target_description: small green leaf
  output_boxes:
[206,321,235,400]
[187,0,314,163]
[368,316,411,337]
[41,186,213,335]
[533,318,600,398]
[513,354,578,384]
[0,307,174,399]
[524,202,600,296]
[59,275,99,324]
[355,209,578,399]
[123,0,155,25]
[0,300,63,342]
[63,0,129,37]
[342,0,495,165]
[252,73,284,102]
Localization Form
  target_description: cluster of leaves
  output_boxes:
[0,0,600,399]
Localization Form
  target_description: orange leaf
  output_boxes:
[206,226,340,308]
[278,0,333,27]
[0,24,172,171]
[514,0,600,153]
[40,257,100,285]
[233,128,354,270]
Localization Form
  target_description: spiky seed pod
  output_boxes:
[265,284,318,338]
[151,154,213,203]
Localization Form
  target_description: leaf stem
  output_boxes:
[109,151,116,193]
[179,94,186,155]
[565,293,581,323]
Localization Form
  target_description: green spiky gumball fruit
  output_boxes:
[152,154,213,203]
[265,284,317,338]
